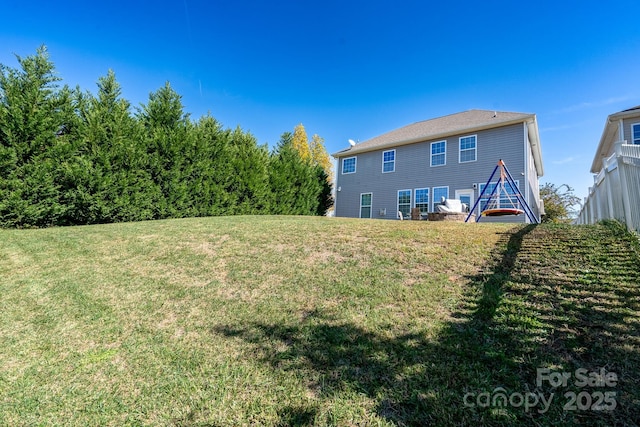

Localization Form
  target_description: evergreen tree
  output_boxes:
[74,70,159,223]
[226,127,271,214]
[0,46,334,226]
[269,132,322,215]
[0,46,61,165]
[0,46,66,226]
[186,115,235,216]
[51,85,101,225]
[138,82,191,218]
[314,164,333,216]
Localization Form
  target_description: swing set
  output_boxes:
[465,160,539,223]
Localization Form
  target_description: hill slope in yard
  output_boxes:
[0,216,638,426]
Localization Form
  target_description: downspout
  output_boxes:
[618,119,624,143]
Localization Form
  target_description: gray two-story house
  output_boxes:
[332,109,544,222]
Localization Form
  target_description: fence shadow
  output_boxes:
[213,223,640,426]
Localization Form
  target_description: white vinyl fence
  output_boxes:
[577,142,640,233]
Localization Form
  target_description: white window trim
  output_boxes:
[382,149,396,173]
[360,192,372,218]
[479,180,520,193]
[342,156,357,174]
[455,189,474,214]
[631,123,640,145]
[397,189,412,219]
[430,140,447,167]
[414,187,430,215]
[432,186,449,211]
[459,134,477,163]
[478,180,520,210]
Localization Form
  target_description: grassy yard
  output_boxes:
[0,216,638,426]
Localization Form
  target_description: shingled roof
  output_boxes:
[334,109,534,156]
[620,105,640,113]
[333,109,543,176]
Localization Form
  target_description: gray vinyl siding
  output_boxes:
[623,117,640,145]
[335,123,537,222]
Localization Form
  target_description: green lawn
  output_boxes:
[0,216,638,426]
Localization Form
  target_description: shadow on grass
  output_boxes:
[214,223,640,426]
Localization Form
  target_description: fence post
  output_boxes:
[602,157,614,220]
[593,175,601,221]
[585,188,592,224]
[615,142,634,230]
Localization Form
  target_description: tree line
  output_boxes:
[0,47,333,227]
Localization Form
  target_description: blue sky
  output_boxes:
[2,0,640,201]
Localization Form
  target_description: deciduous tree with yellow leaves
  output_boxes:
[310,133,333,185]
[291,123,311,161]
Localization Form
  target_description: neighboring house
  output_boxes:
[332,109,544,222]
[590,106,640,173]
[577,106,640,232]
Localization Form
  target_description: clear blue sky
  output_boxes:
[2,1,640,201]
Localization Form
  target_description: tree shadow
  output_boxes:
[213,223,640,426]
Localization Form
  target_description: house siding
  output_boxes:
[336,123,537,222]
[623,117,640,145]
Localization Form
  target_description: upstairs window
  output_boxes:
[633,123,640,145]
[459,135,477,163]
[431,141,446,166]
[382,150,395,173]
[342,157,356,174]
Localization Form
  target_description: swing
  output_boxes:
[480,166,523,217]
[482,207,524,217]
[465,160,539,223]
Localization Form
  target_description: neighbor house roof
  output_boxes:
[333,109,543,176]
[591,106,640,173]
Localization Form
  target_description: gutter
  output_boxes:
[527,117,544,177]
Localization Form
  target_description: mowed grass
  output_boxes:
[0,216,638,426]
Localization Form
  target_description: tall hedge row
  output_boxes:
[0,47,332,227]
